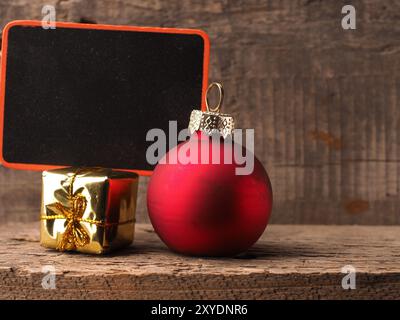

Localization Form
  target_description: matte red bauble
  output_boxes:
[147,83,273,256]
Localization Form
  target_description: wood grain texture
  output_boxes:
[1,0,400,224]
[0,222,399,299]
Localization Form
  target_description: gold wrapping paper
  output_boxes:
[40,167,138,254]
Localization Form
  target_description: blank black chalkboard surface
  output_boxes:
[0,20,209,175]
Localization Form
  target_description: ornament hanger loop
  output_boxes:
[206,82,224,113]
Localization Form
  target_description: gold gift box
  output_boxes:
[40,167,139,254]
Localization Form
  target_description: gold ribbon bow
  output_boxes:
[41,170,103,251]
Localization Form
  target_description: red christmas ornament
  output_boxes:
[147,83,273,256]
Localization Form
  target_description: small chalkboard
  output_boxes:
[0,21,209,175]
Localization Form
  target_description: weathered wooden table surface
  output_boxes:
[0,223,398,299]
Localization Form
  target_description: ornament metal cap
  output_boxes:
[188,82,235,138]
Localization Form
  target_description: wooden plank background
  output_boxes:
[0,0,399,225]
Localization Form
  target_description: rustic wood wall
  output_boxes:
[0,0,399,225]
